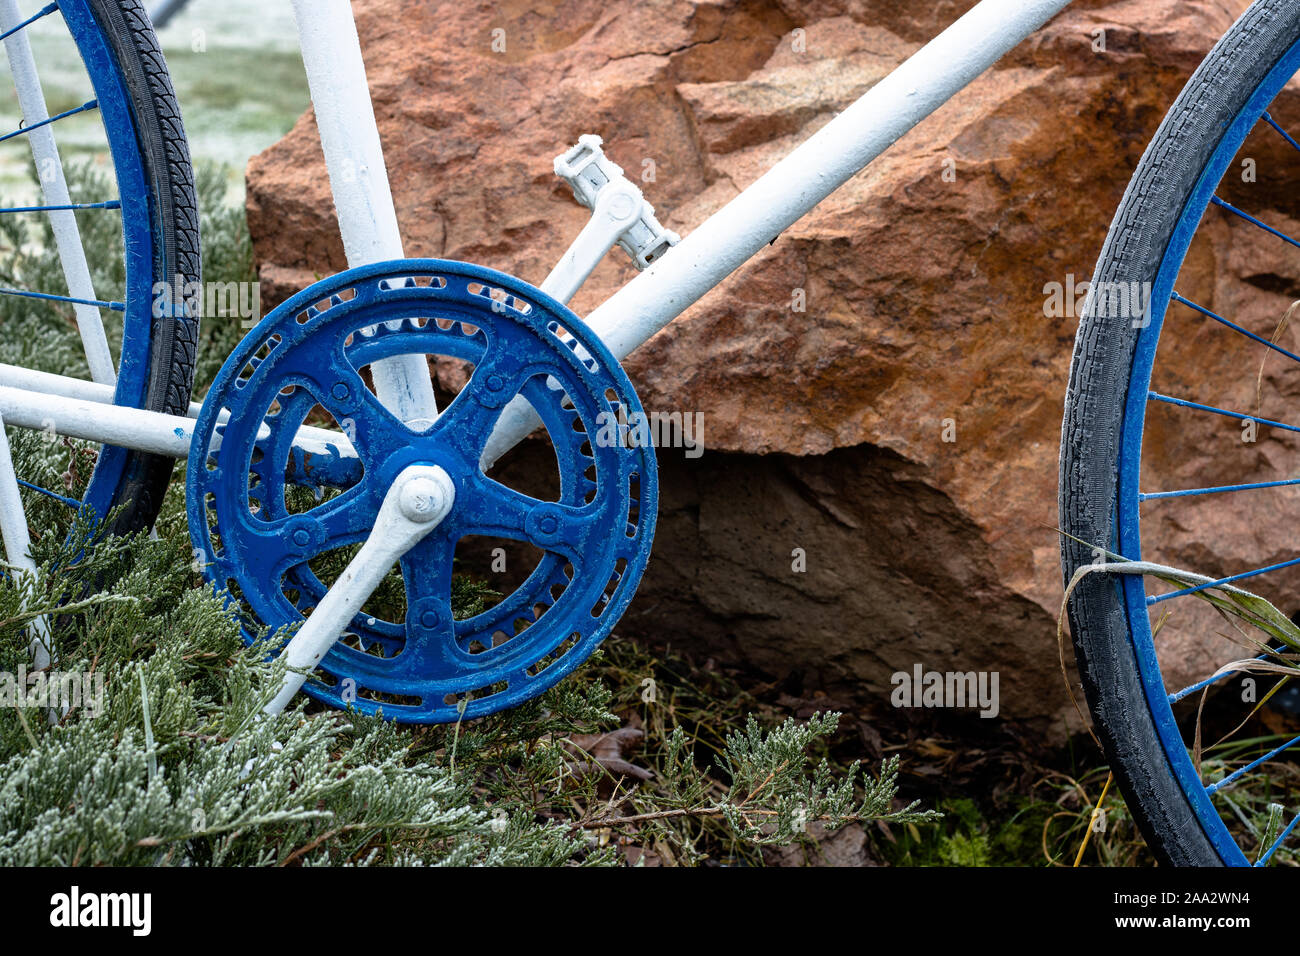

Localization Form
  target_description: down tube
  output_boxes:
[483,0,1075,463]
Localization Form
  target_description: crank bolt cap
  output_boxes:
[398,473,453,524]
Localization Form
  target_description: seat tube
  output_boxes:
[289,0,438,425]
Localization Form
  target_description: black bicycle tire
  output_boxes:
[81,0,199,537]
[1060,0,1300,866]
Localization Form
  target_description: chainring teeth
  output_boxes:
[186,260,658,723]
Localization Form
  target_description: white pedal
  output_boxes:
[553,134,679,270]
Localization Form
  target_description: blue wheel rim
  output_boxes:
[42,0,156,523]
[1117,36,1300,866]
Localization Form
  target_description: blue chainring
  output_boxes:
[187,259,658,723]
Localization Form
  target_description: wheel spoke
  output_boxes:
[1171,291,1300,367]
[0,98,98,144]
[1148,391,1300,436]
[1211,195,1300,251]
[1263,111,1300,155]
[0,1,57,42]
[1167,652,1281,704]
[0,286,123,312]
[15,477,81,510]
[1142,477,1300,501]
[0,287,122,310]
[1208,734,1300,796]
[1147,555,1300,605]
[0,200,120,214]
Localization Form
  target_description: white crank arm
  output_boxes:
[263,464,455,715]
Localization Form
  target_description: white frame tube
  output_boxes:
[0,410,52,670]
[288,0,438,426]
[590,0,1075,357]
[0,383,194,458]
[0,363,356,458]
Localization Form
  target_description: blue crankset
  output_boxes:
[187,259,657,722]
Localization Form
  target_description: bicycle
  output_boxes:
[1,0,1299,867]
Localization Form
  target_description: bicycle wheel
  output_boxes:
[1062,0,1300,865]
[0,0,198,538]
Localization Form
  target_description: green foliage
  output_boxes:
[192,161,256,390]
[0,158,125,376]
[709,716,940,846]
[876,768,1155,868]
[0,511,592,865]
[0,507,939,865]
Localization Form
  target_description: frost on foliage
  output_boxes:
[708,713,940,846]
[0,586,568,866]
[0,486,585,866]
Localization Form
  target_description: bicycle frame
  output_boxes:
[0,0,1075,501]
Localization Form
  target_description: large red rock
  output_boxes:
[247,0,1296,728]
